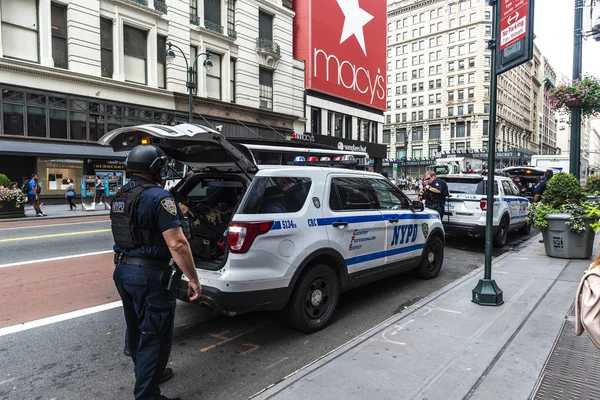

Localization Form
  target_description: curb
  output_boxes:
[250,233,543,399]
[0,212,110,223]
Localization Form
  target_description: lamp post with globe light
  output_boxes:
[165,42,213,123]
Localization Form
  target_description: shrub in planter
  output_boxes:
[0,173,11,188]
[0,173,27,210]
[526,172,600,233]
[584,174,600,196]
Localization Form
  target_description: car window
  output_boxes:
[240,177,311,214]
[442,177,499,195]
[508,181,522,196]
[330,177,374,211]
[368,179,410,210]
[501,180,517,196]
[187,185,217,199]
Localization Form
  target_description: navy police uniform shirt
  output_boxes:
[113,176,181,261]
[428,178,448,204]
[533,179,548,196]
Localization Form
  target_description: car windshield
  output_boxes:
[441,177,499,195]
[240,177,312,214]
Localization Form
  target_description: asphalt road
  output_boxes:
[0,218,538,400]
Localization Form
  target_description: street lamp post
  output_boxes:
[165,42,213,123]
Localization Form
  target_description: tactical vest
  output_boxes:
[110,181,167,249]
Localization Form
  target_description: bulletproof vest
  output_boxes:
[110,181,167,249]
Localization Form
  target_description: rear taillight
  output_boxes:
[480,199,487,210]
[228,221,274,253]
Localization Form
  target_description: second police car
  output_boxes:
[439,173,531,247]
[100,123,445,332]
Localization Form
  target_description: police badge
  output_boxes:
[161,197,177,216]
[421,223,429,238]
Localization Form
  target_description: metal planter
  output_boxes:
[0,201,25,219]
[542,213,596,259]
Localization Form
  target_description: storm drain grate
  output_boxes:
[532,320,600,400]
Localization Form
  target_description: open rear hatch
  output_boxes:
[98,123,257,177]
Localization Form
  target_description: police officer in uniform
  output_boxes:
[420,170,448,218]
[112,144,202,400]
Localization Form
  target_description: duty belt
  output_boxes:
[114,253,170,271]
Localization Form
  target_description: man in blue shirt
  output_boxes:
[533,170,554,203]
[112,145,201,400]
[28,174,46,217]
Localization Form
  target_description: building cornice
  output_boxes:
[388,0,445,18]
[0,58,174,101]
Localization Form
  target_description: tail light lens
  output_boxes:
[480,199,487,210]
[228,221,274,253]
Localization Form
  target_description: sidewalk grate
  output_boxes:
[532,321,600,400]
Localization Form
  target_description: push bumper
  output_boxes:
[443,222,499,236]
[176,279,290,314]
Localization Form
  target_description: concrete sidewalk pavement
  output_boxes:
[21,203,109,220]
[253,236,597,400]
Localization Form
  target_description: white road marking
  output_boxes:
[0,301,123,337]
[0,219,110,231]
[0,250,114,269]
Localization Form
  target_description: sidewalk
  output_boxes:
[253,235,598,400]
[20,203,109,220]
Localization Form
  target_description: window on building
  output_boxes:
[469,27,476,38]
[484,86,490,97]
[467,104,474,114]
[459,30,466,41]
[157,35,167,89]
[395,114,400,123]
[458,90,464,100]
[448,91,454,101]
[482,140,488,150]
[448,107,454,116]
[396,149,406,159]
[383,129,390,142]
[449,18,455,28]
[449,32,455,43]
[124,25,147,85]
[484,71,490,81]
[230,59,236,102]
[456,122,466,137]
[458,105,464,115]
[468,58,475,68]
[51,3,68,69]
[448,76,455,86]
[430,124,441,140]
[484,103,490,113]
[483,120,489,135]
[458,60,465,70]
[469,43,475,53]
[458,75,464,84]
[412,111,417,120]
[429,109,434,119]
[484,56,491,66]
[485,11,491,20]
[418,110,423,120]
[1,0,40,62]
[206,52,222,100]
[412,147,423,159]
[448,62,455,72]
[100,18,113,78]
[412,126,423,141]
[429,94,434,104]
[385,115,391,124]
[190,0,198,21]
[468,88,475,98]
[259,68,273,110]
[402,112,407,122]
[344,115,352,139]
[436,109,441,118]
[436,93,441,103]
[485,25,491,35]
[205,0,222,31]
[227,0,236,37]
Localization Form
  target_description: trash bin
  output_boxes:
[542,213,595,259]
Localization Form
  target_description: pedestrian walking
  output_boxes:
[533,170,554,203]
[112,144,202,400]
[65,178,77,211]
[95,175,105,203]
[27,174,46,217]
[421,171,448,218]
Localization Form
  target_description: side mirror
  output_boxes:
[412,200,424,211]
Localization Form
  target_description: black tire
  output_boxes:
[518,222,532,235]
[286,264,340,333]
[493,217,509,247]
[415,235,444,279]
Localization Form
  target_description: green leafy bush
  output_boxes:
[0,173,11,188]
[584,174,600,195]
[542,172,584,208]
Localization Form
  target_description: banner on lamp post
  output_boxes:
[496,0,536,74]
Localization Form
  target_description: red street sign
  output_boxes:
[500,0,529,50]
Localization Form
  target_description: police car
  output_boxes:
[439,174,531,247]
[100,123,445,332]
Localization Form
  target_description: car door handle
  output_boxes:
[388,218,399,223]
[332,221,348,228]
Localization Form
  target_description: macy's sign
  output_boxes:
[313,48,385,106]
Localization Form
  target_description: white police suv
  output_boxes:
[100,123,445,332]
[439,174,531,247]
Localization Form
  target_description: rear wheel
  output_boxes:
[286,264,340,333]
[415,236,444,279]
[493,217,509,247]
[519,222,532,235]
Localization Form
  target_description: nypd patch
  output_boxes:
[422,223,429,238]
[161,197,177,216]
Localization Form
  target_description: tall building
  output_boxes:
[538,56,558,155]
[292,0,388,167]
[384,0,543,176]
[0,0,304,198]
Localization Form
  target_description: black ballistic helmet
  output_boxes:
[125,144,168,183]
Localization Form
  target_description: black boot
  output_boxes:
[160,367,174,384]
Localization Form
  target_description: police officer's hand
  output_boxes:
[188,278,202,301]
[179,203,195,217]
[425,185,431,190]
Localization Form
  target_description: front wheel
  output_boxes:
[286,264,340,333]
[519,222,532,235]
[415,236,444,279]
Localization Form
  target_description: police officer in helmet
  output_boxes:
[420,170,449,218]
[112,144,201,400]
